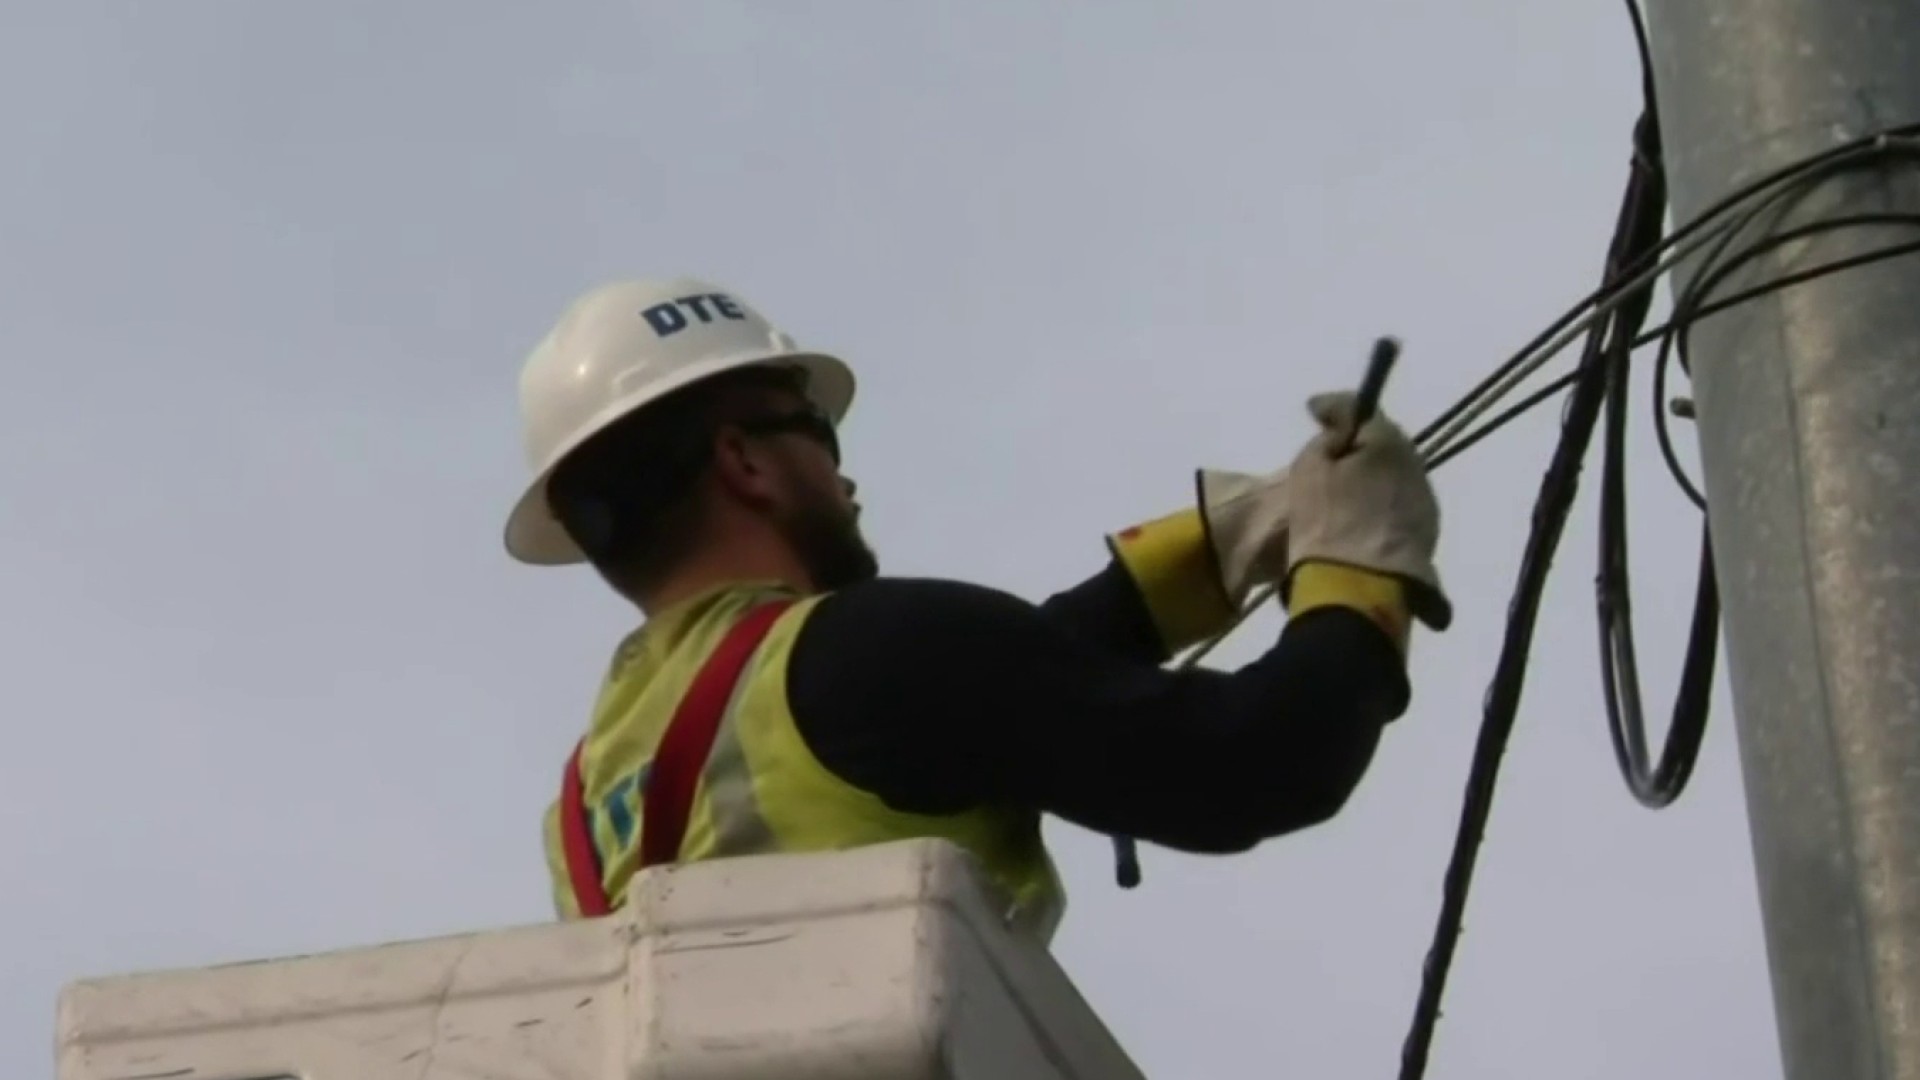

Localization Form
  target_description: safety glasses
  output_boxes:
[734,405,842,465]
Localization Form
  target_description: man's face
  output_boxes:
[726,384,878,592]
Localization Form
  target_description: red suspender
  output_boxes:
[635,600,795,871]
[558,740,607,915]
[557,600,796,918]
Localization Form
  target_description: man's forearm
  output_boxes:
[786,576,1410,850]
[1036,559,1168,667]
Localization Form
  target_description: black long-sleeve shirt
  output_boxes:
[784,560,1410,854]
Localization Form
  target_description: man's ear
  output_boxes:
[709,425,780,508]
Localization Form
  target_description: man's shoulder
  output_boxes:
[789,576,1043,670]
[785,577,1051,700]
[601,623,650,684]
[810,575,1033,628]
[821,574,1026,604]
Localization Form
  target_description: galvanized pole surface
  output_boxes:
[1642,2,1920,1077]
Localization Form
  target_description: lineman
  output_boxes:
[507,277,1451,942]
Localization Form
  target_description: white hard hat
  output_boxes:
[504,277,857,566]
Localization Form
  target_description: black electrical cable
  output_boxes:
[1395,76,1671,1079]
[1421,146,1920,476]
[1111,122,1920,894]
[1640,139,1920,510]
[1413,75,1920,460]
[1420,370,1576,470]
[1394,27,1920,1080]
[1107,44,1920,1080]
[1442,194,1920,514]
[1586,91,1721,811]
[1644,224,1920,507]
[1595,283,1719,808]
[1416,158,1920,821]
[1597,152,1920,807]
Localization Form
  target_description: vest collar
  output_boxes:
[640,580,801,647]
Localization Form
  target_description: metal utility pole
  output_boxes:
[1642,1,1920,1076]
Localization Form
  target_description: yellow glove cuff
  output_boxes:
[1286,561,1412,655]
[1107,507,1236,654]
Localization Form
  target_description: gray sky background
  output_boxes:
[0,3,1781,1077]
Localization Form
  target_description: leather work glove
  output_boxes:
[1105,466,1291,655]
[1282,390,1452,632]
[1196,465,1292,607]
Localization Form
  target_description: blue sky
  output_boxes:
[1,3,1779,1077]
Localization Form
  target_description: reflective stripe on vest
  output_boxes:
[557,599,794,917]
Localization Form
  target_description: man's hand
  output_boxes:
[1283,390,1452,631]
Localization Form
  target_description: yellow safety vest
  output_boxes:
[543,581,1067,941]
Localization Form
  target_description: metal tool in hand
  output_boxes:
[1330,336,1400,458]
[1110,335,1402,889]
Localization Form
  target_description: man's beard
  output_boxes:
[779,488,879,592]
